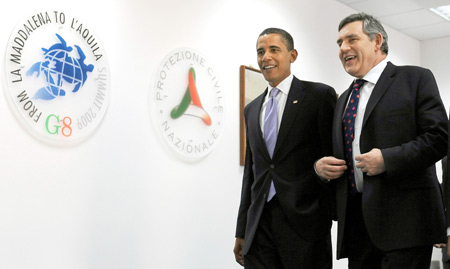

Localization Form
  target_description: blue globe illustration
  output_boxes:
[26,34,94,100]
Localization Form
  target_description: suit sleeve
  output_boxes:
[446,117,450,228]
[444,156,450,228]
[316,86,337,221]
[318,86,337,157]
[235,107,254,238]
[382,69,448,176]
[315,86,337,186]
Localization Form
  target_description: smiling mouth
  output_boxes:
[345,56,356,62]
[263,65,277,70]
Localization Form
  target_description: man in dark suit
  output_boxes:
[442,155,450,268]
[315,13,448,268]
[233,28,336,268]
[442,117,450,268]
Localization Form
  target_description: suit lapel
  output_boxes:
[273,77,305,158]
[253,88,272,159]
[362,62,396,128]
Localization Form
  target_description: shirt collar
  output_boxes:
[267,74,293,96]
[361,58,388,85]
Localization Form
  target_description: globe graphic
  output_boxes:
[42,48,85,99]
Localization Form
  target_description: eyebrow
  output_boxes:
[257,45,281,51]
[337,33,359,44]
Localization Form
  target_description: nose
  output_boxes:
[262,52,272,62]
[339,41,350,53]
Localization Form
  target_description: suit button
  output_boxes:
[270,164,275,169]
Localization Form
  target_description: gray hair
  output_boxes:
[339,13,389,55]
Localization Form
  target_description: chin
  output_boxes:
[344,68,357,77]
[261,75,271,83]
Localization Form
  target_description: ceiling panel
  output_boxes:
[403,21,450,39]
[411,0,450,8]
[380,9,446,30]
[335,0,450,40]
[349,0,422,17]
[336,0,367,4]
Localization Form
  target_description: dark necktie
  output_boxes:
[343,79,365,194]
[264,88,279,201]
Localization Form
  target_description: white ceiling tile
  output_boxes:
[402,21,450,39]
[336,0,450,40]
[349,0,422,17]
[411,0,450,9]
[380,9,447,30]
[335,0,368,4]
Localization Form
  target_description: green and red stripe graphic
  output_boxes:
[170,67,212,126]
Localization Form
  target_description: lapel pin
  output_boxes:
[293,100,298,104]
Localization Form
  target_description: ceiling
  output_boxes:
[336,0,450,40]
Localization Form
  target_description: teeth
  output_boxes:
[264,65,276,70]
[345,56,356,61]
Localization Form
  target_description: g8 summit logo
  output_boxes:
[27,33,93,100]
[153,48,225,161]
[4,11,110,145]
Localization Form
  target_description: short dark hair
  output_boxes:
[339,13,389,55]
[258,28,294,51]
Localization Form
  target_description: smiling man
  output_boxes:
[234,28,337,268]
[315,13,448,268]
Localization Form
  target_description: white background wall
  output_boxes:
[422,36,450,113]
[0,0,446,268]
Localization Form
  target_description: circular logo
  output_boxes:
[153,48,225,161]
[3,11,111,145]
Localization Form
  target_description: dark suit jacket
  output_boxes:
[334,62,448,259]
[444,155,450,232]
[442,115,450,263]
[442,156,450,263]
[235,76,337,255]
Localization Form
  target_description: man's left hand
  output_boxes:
[355,148,386,176]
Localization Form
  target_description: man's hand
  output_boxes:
[355,148,386,176]
[315,157,347,180]
[233,237,245,266]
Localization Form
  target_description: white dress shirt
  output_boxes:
[349,59,388,192]
[260,74,293,135]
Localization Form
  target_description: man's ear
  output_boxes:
[290,49,298,63]
[374,33,383,52]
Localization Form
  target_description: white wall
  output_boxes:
[0,0,426,268]
[421,36,450,114]
[421,38,450,187]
